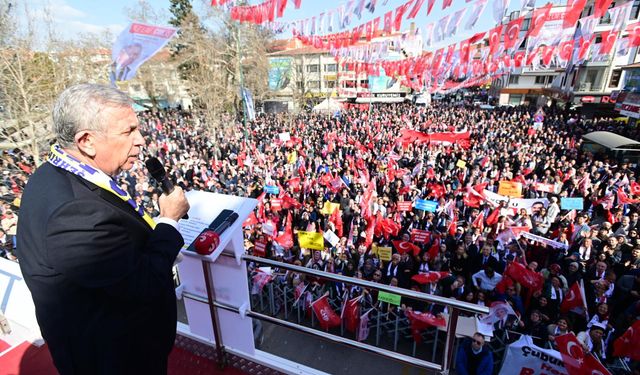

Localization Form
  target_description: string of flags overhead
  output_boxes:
[210,0,640,94]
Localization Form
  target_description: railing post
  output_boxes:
[201,260,227,369]
[283,286,289,320]
[441,308,460,375]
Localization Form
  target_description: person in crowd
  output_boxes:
[456,332,493,375]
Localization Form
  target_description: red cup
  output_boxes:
[194,230,220,255]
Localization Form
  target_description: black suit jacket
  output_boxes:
[17,163,184,375]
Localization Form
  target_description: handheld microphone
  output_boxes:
[145,157,189,219]
[193,210,239,255]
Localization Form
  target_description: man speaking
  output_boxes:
[17,84,189,374]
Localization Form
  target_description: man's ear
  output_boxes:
[74,130,97,158]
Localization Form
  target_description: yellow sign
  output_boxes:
[297,231,325,250]
[321,201,340,215]
[498,181,523,198]
[377,246,392,261]
[456,160,467,169]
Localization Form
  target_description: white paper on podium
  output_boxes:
[179,190,257,262]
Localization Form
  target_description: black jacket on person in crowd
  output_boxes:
[17,163,183,375]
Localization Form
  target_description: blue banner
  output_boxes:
[241,87,256,121]
[561,198,584,210]
[414,199,438,212]
[264,185,280,195]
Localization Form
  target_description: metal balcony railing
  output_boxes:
[182,253,490,375]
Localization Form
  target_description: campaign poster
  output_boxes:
[268,57,293,90]
[499,335,568,375]
[111,23,177,82]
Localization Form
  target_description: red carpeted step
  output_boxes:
[168,346,246,375]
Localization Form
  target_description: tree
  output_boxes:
[168,0,193,28]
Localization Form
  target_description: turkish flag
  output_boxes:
[412,272,450,284]
[558,39,575,61]
[504,16,523,50]
[564,0,587,28]
[472,212,485,232]
[282,194,302,210]
[527,3,551,37]
[342,296,361,333]
[311,294,341,330]
[287,177,301,191]
[392,240,421,256]
[556,333,611,375]
[513,51,525,67]
[504,261,544,291]
[626,21,640,47]
[486,207,501,226]
[405,310,447,343]
[598,30,618,56]
[275,212,294,249]
[630,181,640,196]
[427,236,441,260]
[577,35,595,61]
[243,211,259,227]
[394,2,409,31]
[443,0,454,9]
[428,183,446,199]
[617,189,640,204]
[594,0,614,18]
[407,0,425,18]
[560,282,586,314]
[489,24,503,56]
[329,207,343,237]
[460,39,471,65]
[613,319,640,360]
[427,0,436,15]
[383,10,393,33]
[540,45,555,66]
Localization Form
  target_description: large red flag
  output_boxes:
[630,180,640,196]
[617,189,640,204]
[577,35,595,61]
[392,240,421,256]
[412,272,450,284]
[275,211,294,249]
[504,261,544,291]
[489,24,503,56]
[558,39,575,62]
[613,319,640,360]
[560,282,586,314]
[556,333,611,375]
[427,235,441,260]
[598,30,618,56]
[594,0,614,18]
[406,310,447,343]
[504,16,523,51]
[311,294,341,330]
[342,296,362,333]
[564,0,587,28]
[472,212,485,232]
[627,21,640,47]
[407,0,425,18]
[513,51,525,67]
[527,3,552,37]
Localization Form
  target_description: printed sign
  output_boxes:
[297,231,325,250]
[377,246,393,261]
[264,185,280,195]
[561,198,584,210]
[323,229,340,247]
[456,160,467,169]
[414,199,438,212]
[499,335,568,375]
[498,181,523,198]
[377,291,401,306]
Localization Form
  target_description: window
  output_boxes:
[324,64,337,72]
[610,69,622,87]
[509,94,522,105]
[521,18,530,31]
[535,75,546,84]
[308,80,320,89]
[595,35,603,43]
[599,2,615,23]
[296,81,304,90]
[306,64,319,73]
[632,0,640,19]
[325,80,336,88]
[508,75,520,85]
[296,65,303,74]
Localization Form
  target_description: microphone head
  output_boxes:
[145,157,166,181]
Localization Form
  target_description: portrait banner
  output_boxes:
[111,23,177,82]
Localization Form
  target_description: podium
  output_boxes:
[176,191,258,356]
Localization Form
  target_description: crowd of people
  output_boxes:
[4,98,640,373]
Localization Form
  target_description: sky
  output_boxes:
[20,0,560,50]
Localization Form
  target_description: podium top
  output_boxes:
[178,191,257,263]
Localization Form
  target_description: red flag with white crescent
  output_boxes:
[527,3,551,37]
[556,333,611,375]
[504,16,523,51]
[613,319,640,360]
[392,240,421,256]
[489,24,503,56]
[560,282,586,314]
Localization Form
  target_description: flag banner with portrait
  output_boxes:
[111,23,177,83]
[499,335,568,375]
